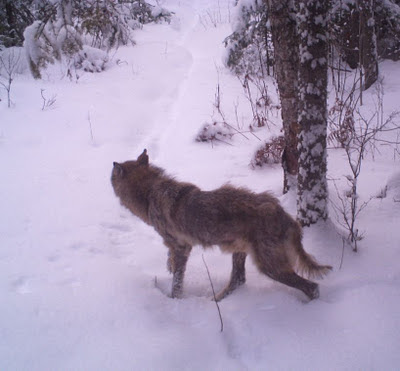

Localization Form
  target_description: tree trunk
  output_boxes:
[266,0,299,194]
[335,0,379,89]
[297,0,329,226]
[358,0,379,90]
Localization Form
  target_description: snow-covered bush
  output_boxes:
[19,0,173,79]
[250,136,284,168]
[74,45,108,73]
[23,21,56,79]
[79,0,133,50]
[130,2,173,26]
[223,0,271,79]
[195,121,234,144]
[375,0,400,60]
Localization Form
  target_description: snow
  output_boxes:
[231,0,260,31]
[1,1,400,370]
[23,21,48,65]
[76,45,109,73]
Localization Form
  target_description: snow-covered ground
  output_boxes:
[1,1,400,369]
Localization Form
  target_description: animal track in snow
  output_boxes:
[12,276,34,294]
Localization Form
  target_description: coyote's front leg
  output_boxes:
[166,242,192,298]
[215,252,247,301]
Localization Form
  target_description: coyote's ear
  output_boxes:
[137,149,149,166]
[113,162,125,177]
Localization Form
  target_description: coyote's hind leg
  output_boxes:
[274,271,319,300]
[264,270,319,300]
[252,243,319,300]
[165,241,192,299]
[215,252,247,302]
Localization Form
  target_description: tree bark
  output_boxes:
[335,0,379,89]
[266,0,299,194]
[358,0,379,90]
[297,0,329,226]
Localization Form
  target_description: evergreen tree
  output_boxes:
[224,0,271,79]
[0,0,34,47]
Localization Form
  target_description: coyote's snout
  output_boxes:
[111,149,332,301]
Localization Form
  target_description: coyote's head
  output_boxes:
[111,149,159,223]
[112,149,149,181]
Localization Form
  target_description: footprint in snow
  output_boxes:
[12,277,33,294]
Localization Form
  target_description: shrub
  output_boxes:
[251,136,284,168]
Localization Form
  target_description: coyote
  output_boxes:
[111,150,331,301]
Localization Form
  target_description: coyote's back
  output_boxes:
[111,150,332,301]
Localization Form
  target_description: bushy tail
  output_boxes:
[288,224,332,279]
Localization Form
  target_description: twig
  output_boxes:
[213,82,250,141]
[202,254,223,332]
[87,111,95,144]
[214,137,234,146]
[0,49,21,107]
[339,237,346,270]
[40,89,57,111]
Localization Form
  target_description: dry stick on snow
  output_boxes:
[202,254,224,333]
[340,237,346,270]
[40,89,57,111]
[87,111,95,145]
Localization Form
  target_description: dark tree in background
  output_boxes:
[0,0,34,47]
[358,0,379,90]
[332,0,379,91]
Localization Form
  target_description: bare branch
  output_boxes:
[202,254,224,332]
[329,77,400,252]
[0,48,22,107]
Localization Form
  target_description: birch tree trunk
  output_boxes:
[266,0,299,194]
[297,0,329,226]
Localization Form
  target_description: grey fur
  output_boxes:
[111,150,332,301]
